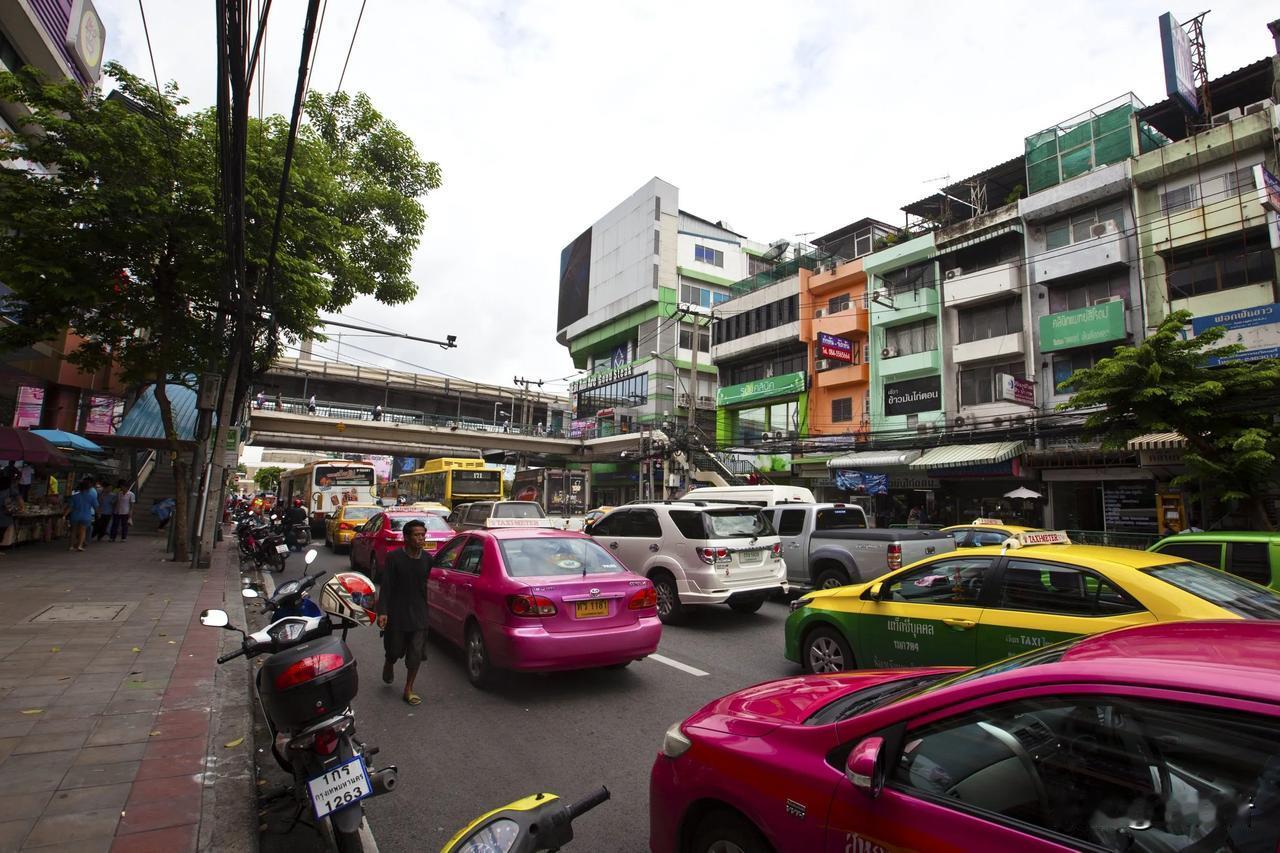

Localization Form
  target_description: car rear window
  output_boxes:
[1155,541,1223,569]
[815,507,866,531]
[1229,542,1273,585]
[703,509,774,539]
[389,515,451,532]
[1147,562,1280,619]
[343,507,379,520]
[493,503,545,519]
[498,537,626,577]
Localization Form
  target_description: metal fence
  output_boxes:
[1063,530,1161,551]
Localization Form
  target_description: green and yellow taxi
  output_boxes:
[940,517,1043,548]
[785,530,1280,673]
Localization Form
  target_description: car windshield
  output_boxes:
[1146,561,1280,619]
[389,515,452,532]
[703,509,774,539]
[493,503,546,519]
[342,507,379,521]
[498,537,625,578]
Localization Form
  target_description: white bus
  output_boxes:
[279,459,378,534]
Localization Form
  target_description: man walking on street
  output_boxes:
[375,519,430,706]
[94,482,116,542]
[110,479,135,541]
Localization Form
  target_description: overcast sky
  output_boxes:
[97,0,1277,395]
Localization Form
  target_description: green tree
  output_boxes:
[254,466,284,493]
[1058,310,1280,529]
[0,63,441,560]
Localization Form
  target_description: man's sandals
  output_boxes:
[403,692,421,706]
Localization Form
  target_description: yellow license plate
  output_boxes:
[575,600,609,618]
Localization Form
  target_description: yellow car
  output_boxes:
[580,506,615,532]
[324,504,381,553]
[941,517,1043,548]
[785,530,1280,673]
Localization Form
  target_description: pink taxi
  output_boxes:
[349,509,456,580]
[650,620,1280,853]
[428,524,662,689]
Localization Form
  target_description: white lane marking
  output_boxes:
[649,653,709,677]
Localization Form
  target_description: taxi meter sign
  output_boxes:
[1004,530,1072,548]
[484,518,554,528]
[972,518,1004,526]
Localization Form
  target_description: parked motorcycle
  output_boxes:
[203,551,393,852]
[237,513,289,572]
[243,550,325,620]
[442,786,610,853]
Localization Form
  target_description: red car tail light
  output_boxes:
[339,521,356,531]
[887,542,902,571]
[313,727,340,755]
[697,547,731,564]
[628,586,657,610]
[771,542,782,558]
[507,594,557,617]
[273,653,346,690]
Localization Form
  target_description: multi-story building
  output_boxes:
[556,177,763,502]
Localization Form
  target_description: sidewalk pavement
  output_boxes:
[0,531,254,852]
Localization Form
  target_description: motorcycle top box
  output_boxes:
[257,635,358,729]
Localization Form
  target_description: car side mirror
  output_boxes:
[861,582,884,601]
[845,736,886,798]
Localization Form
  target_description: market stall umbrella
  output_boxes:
[30,429,105,454]
[0,428,71,469]
[1004,486,1043,500]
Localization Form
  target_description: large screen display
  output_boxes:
[557,227,592,331]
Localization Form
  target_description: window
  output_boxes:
[575,373,648,413]
[1166,231,1273,300]
[1052,347,1108,393]
[433,537,467,569]
[678,326,709,353]
[456,539,485,574]
[831,397,853,423]
[1156,542,1223,569]
[1224,166,1257,196]
[854,231,873,257]
[882,262,935,296]
[616,508,662,538]
[1147,562,1280,618]
[827,294,851,315]
[681,283,730,309]
[498,538,622,577]
[957,300,1022,344]
[999,559,1141,616]
[668,510,707,539]
[652,263,659,288]
[891,695,1280,852]
[724,350,807,385]
[885,558,993,607]
[776,509,806,536]
[1044,201,1123,250]
[815,507,866,530]
[694,244,724,267]
[1161,184,1197,214]
[653,230,660,256]
[1227,542,1272,585]
[1047,276,1128,313]
[883,320,937,357]
[654,197,661,220]
[959,360,1025,407]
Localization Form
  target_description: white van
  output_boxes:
[677,485,815,506]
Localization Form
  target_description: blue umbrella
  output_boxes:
[30,429,105,454]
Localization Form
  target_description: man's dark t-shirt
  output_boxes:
[376,548,430,631]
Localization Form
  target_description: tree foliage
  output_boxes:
[254,466,284,493]
[1059,309,1280,528]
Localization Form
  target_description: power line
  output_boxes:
[336,0,368,93]
[136,0,162,98]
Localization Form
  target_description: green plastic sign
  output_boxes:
[1039,300,1126,352]
[716,371,806,407]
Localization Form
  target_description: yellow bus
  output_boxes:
[396,457,505,508]
[280,459,378,534]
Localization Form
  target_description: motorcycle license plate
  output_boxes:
[307,755,372,819]
[575,600,608,618]
[275,544,289,554]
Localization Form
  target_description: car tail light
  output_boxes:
[697,547,731,564]
[770,543,782,558]
[507,594,557,617]
[313,727,339,756]
[273,653,346,690]
[628,586,657,610]
[339,522,356,531]
[887,543,902,571]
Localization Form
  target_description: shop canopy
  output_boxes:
[1126,433,1186,451]
[827,450,922,469]
[909,441,1025,470]
[30,429,105,454]
[0,428,72,469]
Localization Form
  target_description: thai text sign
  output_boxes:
[818,333,853,363]
[1158,13,1198,115]
[716,371,806,407]
[1039,301,1125,352]
[1191,302,1280,365]
[884,375,941,416]
[997,374,1035,406]
[12,386,43,428]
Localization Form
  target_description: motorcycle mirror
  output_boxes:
[200,608,230,628]
[241,588,259,599]
[305,549,318,566]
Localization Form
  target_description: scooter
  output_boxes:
[203,551,394,853]
[441,787,610,853]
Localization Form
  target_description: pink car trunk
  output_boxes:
[518,573,652,634]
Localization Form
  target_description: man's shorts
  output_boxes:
[383,629,428,668]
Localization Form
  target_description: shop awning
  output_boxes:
[827,450,922,469]
[1126,432,1186,451]
[909,441,1025,470]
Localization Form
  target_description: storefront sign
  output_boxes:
[1190,303,1280,365]
[889,475,939,490]
[1259,165,1280,213]
[927,459,1022,479]
[85,395,121,435]
[884,375,941,417]
[818,333,853,363]
[1103,480,1157,533]
[716,371,806,407]
[1140,449,1184,467]
[12,386,43,428]
[833,470,888,495]
[569,419,595,438]
[570,363,635,393]
[1039,301,1126,352]
[997,374,1035,406]
[1158,12,1198,114]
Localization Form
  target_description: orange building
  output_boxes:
[800,256,872,437]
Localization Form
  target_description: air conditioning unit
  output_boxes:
[1089,220,1119,239]
[953,415,967,427]
[991,417,1005,428]
[944,267,965,281]
[814,358,834,372]
[1015,414,1029,424]
[697,396,715,408]
[760,431,775,441]
[1243,99,1273,116]
[814,308,826,318]
[1211,107,1243,126]
[679,394,692,407]
[1093,295,1124,305]
[881,346,898,359]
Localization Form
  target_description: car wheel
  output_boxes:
[465,623,494,689]
[802,626,854,674]
[691,809,773,853]
[651,573,687,625]
[728,595,765,614]
[814,565,851,589]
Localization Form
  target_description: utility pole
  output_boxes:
[670,304,702,434]
[513,376,544,432]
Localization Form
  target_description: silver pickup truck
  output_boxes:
[765,503,956,590]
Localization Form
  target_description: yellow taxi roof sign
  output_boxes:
[1002,530,1072,549]
[972,517,1004,526]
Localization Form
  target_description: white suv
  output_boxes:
[587,502,787,624]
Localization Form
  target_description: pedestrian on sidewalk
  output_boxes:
[110,479,135,541]
[0,475,23,555]
[150,496,176,530]
[372,404,383,422]
[64,477,96,552]
[94,481,117,541]
[375,518,430,706]
[16,462,33,500]
[308,394,317,415]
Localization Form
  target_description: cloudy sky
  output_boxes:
[97,0,1277,395]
